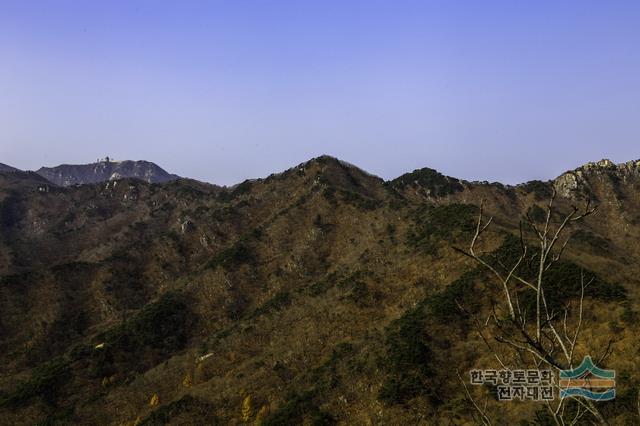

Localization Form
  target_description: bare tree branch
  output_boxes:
[457,371,492,426]
[454,193,609,425]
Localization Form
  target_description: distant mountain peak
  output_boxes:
[36,159,180,186]
[0,162,20,173]
[390,166,465,198]
[298,155,384,179]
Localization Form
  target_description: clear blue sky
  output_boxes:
[1,1,639,185]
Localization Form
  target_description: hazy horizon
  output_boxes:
[2,1,639,185]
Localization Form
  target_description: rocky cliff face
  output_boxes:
[36,160,179,186]
[554,158,640,199]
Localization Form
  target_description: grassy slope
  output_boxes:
[0,158,638,425]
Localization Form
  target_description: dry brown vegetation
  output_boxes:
[0,157,639,424]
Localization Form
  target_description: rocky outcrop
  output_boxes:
[554,159,640,199]
[554,172,581,198]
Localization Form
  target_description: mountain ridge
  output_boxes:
[0,154,638,424]
[0,163,20,173]
[4,154,639,191]
[35,159,180,187]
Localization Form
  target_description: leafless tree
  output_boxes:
[454,189,611,425]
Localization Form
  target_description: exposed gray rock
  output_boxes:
[554,158,640,199]
[36,159,180,186]
[554,171,581,198]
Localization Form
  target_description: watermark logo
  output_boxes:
[469,356,616,402]
[559,356,615,401]
[469,369,554,401]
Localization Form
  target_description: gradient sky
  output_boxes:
[1,1,639,185]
